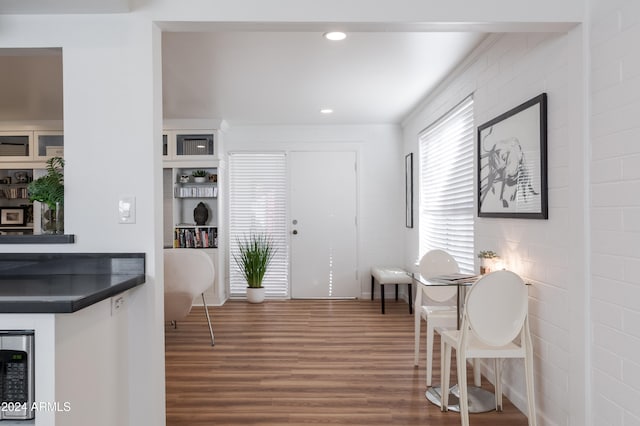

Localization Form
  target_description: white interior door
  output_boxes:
[290,151,358,298]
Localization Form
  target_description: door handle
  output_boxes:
[292,229,298,235]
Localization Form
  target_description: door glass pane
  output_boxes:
[0,136,29,157]
[37,135,64,157]
[228,153,288,298]
[176,134,214,156]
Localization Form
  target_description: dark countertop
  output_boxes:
[0,253,145,313]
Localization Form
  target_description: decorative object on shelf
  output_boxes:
[13,171,29,183]
[477,250,499,275]
[28,156,64,235]
[208,174,217,183]
[24,204,33,225]
[233,232,277,304]
[179,174,190,183]
[192,170,207,183]
[193,201,209,226]
[478,93,548,219]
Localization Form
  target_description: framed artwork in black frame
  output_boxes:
[477,93,548,219]
[405,152,413,228]
[0,207,27,227]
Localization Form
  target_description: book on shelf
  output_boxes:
[173,226,218,249]
[174,185,217,198]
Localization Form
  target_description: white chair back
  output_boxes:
[464,270,528,347]
[418,249,458,302]
[164,249,215,321]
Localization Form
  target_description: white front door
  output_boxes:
[290,151,358,298]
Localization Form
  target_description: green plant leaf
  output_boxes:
[27,156,64,209]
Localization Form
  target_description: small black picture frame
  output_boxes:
[477,93,548,219]
[405,152,414,228]
[0,207,27,227]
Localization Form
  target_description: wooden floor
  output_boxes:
[165,299,529,425]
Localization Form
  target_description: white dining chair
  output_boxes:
[440,270,536,426]
[164,248,216,346]
[414,249,460,387]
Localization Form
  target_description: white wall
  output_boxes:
[0,14,166,426]
[589,1,640,425]
[225,124,405,297]
[402,31,588,426]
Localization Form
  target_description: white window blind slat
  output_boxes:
[228,153,289,298]
[419,96,475,273]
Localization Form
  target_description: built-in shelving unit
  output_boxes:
[0,169,34,235]
[0,124,65,239]
[162,123,226,305]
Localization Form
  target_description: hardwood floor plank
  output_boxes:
[166,300,530,425]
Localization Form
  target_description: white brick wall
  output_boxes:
[590,1,640,425]
[403,31,579,425]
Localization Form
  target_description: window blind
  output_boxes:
[418,96,475,273]
[228,153,289,298]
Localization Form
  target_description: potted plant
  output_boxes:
[192,170,207,183]
[233,233,276,303]
[477,250,499,275]
[28,156,64,234]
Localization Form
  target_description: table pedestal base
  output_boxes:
[426,385,495,413]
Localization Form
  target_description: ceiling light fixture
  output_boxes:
[320,108,334,114]
[323,31,346,41]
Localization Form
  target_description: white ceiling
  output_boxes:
[0,31,486,126]
[0,0,129,14]
[162,30,486,125]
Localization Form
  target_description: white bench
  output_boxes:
[370,267,413,314]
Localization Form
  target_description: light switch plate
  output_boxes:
[118,196,136,224]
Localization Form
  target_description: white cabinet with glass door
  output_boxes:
[34,131,64,161]
[0,131,33,162]
[162,129,219,161]
[0,130,64,162]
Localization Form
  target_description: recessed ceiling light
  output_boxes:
[323,32,346,41]
[320,108,334,114]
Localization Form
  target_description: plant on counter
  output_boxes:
[28,156,64,209]
[28,156,65,234]
[192,170,207,177]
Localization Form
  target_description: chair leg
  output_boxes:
[473,359,482,387]
[524,324,537,426]
[371,275,375,301]
[441,338,451,412]
[201,293,215,346]
[414,308,421,366]
[495,358,503,411]
[408,283,413,314]
[380,284,386,314]
[457,351,470,426]
[426,323,435,387]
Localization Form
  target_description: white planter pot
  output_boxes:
[246,287,265,303]
[194,177,206,183]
